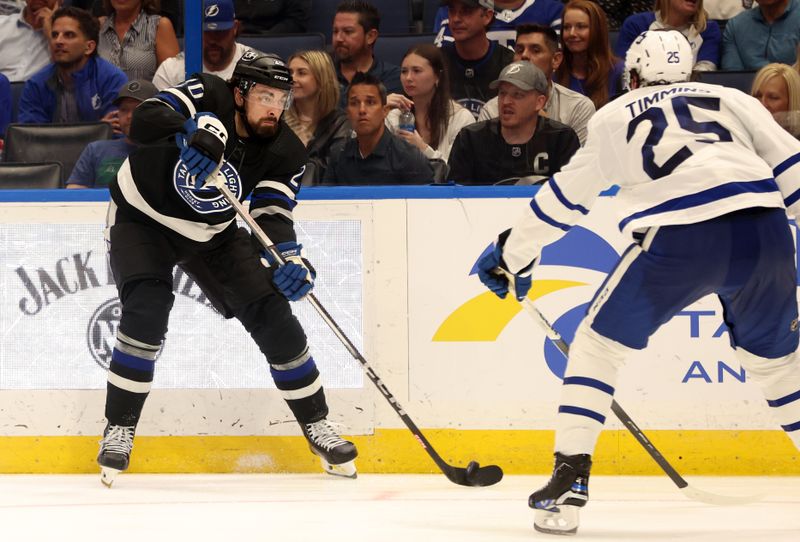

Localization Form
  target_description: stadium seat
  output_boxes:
[423,0,441,33]
[374,33,437,67]
[609,30,619,51]
[3,122,114,185]
[0,162,62,189]
[10,81,24,123]
[308,0,413,42]
[694,70,756,94]
[238,33,326,60]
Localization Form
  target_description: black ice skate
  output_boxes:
[97,424,135,488]
[529,452,592,535]
[302,419,358,479]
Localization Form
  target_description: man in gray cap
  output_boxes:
[66,79,158,188]
[447,60,579,184]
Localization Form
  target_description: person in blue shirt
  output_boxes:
[18,6,127,125]
[722,0,800,71]
[434,0,564,49]
[556,0,623,110]
[615,0,721,71]
[66,79,157,188]
[0,73,11,140]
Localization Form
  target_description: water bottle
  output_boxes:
[399,110,415,133]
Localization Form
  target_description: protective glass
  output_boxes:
[245,84,293,110]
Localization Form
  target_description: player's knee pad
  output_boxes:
[234,294,308,363]
[735,348,799,390]
[567,321,632,378]
[118,278,175,346]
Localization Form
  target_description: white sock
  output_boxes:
[555,321,632,456]
[736,348,800,450]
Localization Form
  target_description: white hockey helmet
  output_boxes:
[623,30,693,90]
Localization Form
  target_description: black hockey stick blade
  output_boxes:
[446,461,504,487]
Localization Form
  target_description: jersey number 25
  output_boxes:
[626,96,733,180]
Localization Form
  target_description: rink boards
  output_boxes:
[0,187,797,475]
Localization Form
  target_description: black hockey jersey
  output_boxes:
[441,41,515,119]
[447,117,580,185]
[111,73,308,245]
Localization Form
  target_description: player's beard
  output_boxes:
[246,111,279,138]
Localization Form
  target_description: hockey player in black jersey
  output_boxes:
[96,51,357,486]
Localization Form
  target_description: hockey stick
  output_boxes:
[520,297,762,505]
[210,174,503,487]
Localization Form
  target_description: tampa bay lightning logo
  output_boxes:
[173,160,242,214]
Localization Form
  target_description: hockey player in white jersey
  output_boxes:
[476,30,800,535]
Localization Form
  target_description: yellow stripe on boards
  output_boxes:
[0,430,797,474]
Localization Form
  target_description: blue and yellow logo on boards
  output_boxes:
[432,226,620,378]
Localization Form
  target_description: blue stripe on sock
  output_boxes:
[270,358,317,383]
[781,420,800,432]
[558,405,606,424]
[112,348,155,372]
[563,376,615,395]
[767,389,800,408]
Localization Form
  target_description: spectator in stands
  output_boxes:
[385,44,475,163]
[751,62,800,138]
[152,0,254,90]
[448,61,579,184]
[616,0,721,71]
[434,0,563,49]
[332,1,402,109]
[592,1,652,31]
[18,7,127,124]
[556,0,623,110]
[0,0,61,82]
[324,72,435,185]
[66,79,156,188]
[705,0,753,20]
[97,0,179,81]
[234,0,310,34]
[478,24,595,145]
[0,73,11,142]
[439,0,515,119]
[285,50,352,184]
[722,0,800,71]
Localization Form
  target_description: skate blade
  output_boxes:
[320,458,357,479]
[534,506,579,536]
[100,466,121,488]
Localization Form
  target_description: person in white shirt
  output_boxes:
[151,0,253,90]
[0,0,60,82]
[477,30,800,535]
[385,43,475,163]
[479,23,595,145]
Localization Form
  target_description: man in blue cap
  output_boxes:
[152,0,255,90]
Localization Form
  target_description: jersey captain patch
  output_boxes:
[173,160,243,214]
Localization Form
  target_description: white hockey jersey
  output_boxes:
[502,82,800,273]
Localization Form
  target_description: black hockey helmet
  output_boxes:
[232,51,293,95]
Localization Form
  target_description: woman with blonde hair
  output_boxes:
[285,50,351,184]
[556,0,623,109]
[615,0,721,71]
[752,63,800,138]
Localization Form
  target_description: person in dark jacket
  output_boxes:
[18,6,127,125]
[234,0,310,34]
[285,50,351,185]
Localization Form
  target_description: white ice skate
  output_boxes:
[97,424,135,488]
[302,419,358,479]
